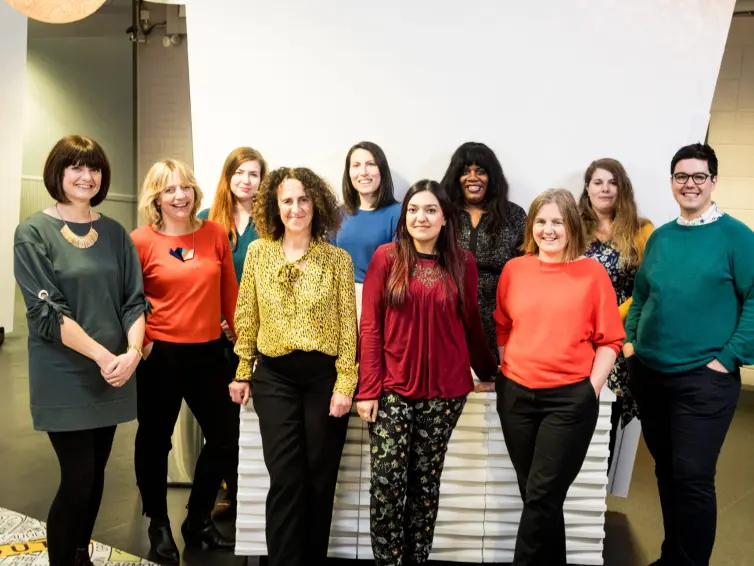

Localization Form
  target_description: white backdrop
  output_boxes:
[184,0,733,227]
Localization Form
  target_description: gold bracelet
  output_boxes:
[128,344,144,359]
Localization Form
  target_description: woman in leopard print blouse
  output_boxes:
[228,166,357,566]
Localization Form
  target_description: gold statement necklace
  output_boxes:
[57,204,99,248]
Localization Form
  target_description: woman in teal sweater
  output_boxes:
[624,143,754,566]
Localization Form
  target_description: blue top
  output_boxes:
[335,203,401,283]
[198,208,258,284]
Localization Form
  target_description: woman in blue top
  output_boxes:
[198,145,267,518]
[335,141,401,322]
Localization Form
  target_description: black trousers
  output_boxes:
[628,357,740,566]
[134,339,239,519]
[47,425,116,566]
[496,376,599,566]
[219,333,240,498]
[252,351,349,566]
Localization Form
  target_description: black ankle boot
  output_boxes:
[181,515,234,551]
[74,548,93,566]
[147,518,179,563]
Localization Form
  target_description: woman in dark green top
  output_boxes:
[13,135,147,566]
[197,146,267,517]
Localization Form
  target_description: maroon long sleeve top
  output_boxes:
[356,243,497,400]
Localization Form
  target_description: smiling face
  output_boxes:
[406,190,445,250]
[586,167,618,216]
[533,202,568,261]
[230,159,262,204]
[278,178,313,236]
[459,163,489,206]
[672,158,716,219]
[61,163,102,204]
[158,171,195,224]
[349,148,382,205]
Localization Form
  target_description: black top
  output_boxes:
[457,203,527,361]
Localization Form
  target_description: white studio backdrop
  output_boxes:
[184,0,734,228]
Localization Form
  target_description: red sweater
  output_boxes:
[357,244,497,400]
[494,255,624,389]
[131,221,239,346]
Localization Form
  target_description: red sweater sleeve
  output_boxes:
[356,244,391,400]
[462,252,498,380]
[494,263,513,347]
[218,232,239,336]
[592,265,625,355]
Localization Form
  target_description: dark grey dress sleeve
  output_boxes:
[120,231,149,336]
[14,225,74,343]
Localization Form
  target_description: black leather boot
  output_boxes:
[74,548,93,566]
[181,515,234,551]
[147,518,179,563]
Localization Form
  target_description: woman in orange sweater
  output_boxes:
[131,159,239,562]
[579,158,653,470]
[494,189,624,566]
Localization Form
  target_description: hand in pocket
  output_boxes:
[706,359,729,374]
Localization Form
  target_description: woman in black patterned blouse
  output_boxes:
[440,142,526,364]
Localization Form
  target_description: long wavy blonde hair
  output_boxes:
[579,158,649,267]
[139,159,204,229]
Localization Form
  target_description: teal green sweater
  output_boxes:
[625,214,754,373]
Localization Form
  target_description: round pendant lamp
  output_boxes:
[2,0,107,24]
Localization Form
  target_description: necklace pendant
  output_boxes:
[60,224,99,249]
[183,249,194,261]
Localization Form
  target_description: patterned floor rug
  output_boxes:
[0,507,155,565]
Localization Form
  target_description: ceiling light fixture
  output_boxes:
[2,0,106,24]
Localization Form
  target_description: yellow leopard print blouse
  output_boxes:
[233,238,358,396]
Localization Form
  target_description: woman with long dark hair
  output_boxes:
[440,142,526,362]
[335,141,401,321]
[356,180,497,566]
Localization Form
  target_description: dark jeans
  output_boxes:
[496,376,599,566]
[134,339,239,519]
[369,391,467,566]
[252,351,349,566]
[628,357,740,566]
[47,426,116,566]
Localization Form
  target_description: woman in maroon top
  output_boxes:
[357,179,497,566]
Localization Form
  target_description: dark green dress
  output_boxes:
[13,212,148,432]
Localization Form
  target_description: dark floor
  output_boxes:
[1,287,753,566]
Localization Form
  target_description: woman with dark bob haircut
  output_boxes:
[230,167,358,566]
[13,135,148,566]
[440,142,526,366]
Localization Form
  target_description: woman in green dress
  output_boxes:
[13,135,148,566]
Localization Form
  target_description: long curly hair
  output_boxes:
[253,167,342,240]
[579,158,649,267]
[440,142,512,239]
[208,147,268,246]
[386,180,467,315]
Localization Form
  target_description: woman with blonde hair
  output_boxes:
[131,159,239,562]
[198,146,267,517]
[229,167,357,566]
[494,189,624,565]
[579,158,653,466]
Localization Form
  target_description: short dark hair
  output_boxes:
[670,143,718,177]
[254,167,342,241]
[43,135,111,206]
[341,141,398,214]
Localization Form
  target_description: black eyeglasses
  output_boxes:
[672,173,712,185]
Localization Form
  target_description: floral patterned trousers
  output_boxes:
[369,391,467,566]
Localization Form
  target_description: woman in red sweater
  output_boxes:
[357,179,497,566]
[494,188,624,566]
[131,159,239,562]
